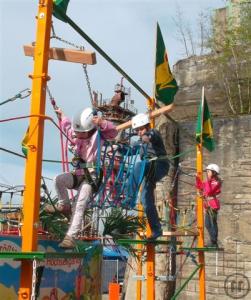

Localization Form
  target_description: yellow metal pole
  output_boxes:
[197,87,206,300]
[146,97,156,300]
[18,1,52,299]
[136,203,143,300]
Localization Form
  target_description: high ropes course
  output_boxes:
[0,1,224,300]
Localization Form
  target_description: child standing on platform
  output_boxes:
[45,107,117,248]
[129,113,169,240]
[196,163,222,247]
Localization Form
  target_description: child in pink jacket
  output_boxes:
[45,107,117,248]
[196,163,222,247]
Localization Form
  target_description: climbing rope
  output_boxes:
[46,85,68,172]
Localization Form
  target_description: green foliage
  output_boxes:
[102,208,146,257]
[39,208,69,240]
[102,208,146,238]
[207,3,251,114]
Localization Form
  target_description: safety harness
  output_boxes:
[71,157,103,193]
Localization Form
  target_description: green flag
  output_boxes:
[21,127,29,157]
[53,0,70,22]
[196,94,215,152]
[155,23,178,105]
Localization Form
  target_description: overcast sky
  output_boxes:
[0,0,225,201]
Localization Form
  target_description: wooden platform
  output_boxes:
[162,230,198,237]
[139,230,198,238]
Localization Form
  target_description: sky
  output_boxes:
[0,0,225,202]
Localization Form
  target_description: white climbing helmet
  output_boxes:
[132,113,150,129]
[73,107,95,132]
[206,163,220,174]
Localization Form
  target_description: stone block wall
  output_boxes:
[172,115,251,300]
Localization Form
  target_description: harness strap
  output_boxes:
[83,167,103,193]
[78,162,96,168]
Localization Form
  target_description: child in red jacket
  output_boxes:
[196,164,222,247]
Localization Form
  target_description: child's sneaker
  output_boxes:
[205,241,218,248]
[58,235,76,249]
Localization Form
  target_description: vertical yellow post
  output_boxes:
[146,97,156,300]
[197,87,206,300]
[136,203,143,300]
[18,1,52,299]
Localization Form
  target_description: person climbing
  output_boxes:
[44,107,117,248]
[128,113,169,240]
[196,163,222,248]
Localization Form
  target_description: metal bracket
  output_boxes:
[132,275,146,281]
[155,275,176,281]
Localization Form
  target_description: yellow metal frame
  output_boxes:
[197,144,206,300]
[19,1,53,299]
[16,2,207,299]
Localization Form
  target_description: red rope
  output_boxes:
[58,119,66,173]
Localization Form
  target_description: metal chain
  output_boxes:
[82,62,93,104]
[51,25,93,104]
[31,259,37,300]
[46,85,53,101]
[51,33,82,49]
[46,85,58,111]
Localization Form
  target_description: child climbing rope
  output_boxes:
[45,107,117,248]
[128,113,169,240]
[196,163,222,247]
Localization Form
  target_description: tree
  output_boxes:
[207,2,251,114]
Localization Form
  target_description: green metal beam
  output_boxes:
[117,239,182,245]
[181,247,224,252]
[171,264,202,300]
[0,251,86,260]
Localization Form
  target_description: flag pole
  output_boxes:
[197,86,206,300]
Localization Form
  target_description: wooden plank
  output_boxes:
[116,104,173,131]
[139,230,198,238]
[162,230,199,237]
[23,44,96,64]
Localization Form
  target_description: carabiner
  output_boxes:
[19,88,31,99]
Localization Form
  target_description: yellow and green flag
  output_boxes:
[21,127,29,157]
[53,0,70,22]
[155,23,178,105]
[196,93,215,152]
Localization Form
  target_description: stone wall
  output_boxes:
[169,115,251,300]
[169,55,227,121]
[123,52,251,300]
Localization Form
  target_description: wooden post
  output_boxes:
[197,87,206,300]
[116,104,173,131]
[18,1,53,299]
[23,44,96,64]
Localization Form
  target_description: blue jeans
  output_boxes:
[205,209,218,244]
[128,159,169,233]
